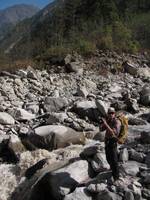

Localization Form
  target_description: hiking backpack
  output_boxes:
[117,114,128,144]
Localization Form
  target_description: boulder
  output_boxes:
[46,112,68,124]
[29,160,90,200]
[22,125,85,151]
[124,190,135,200]
[129,149,145,163]
[123,61,138,76]
[27,66,38,80]
[8,108,36,121]
[140,131,150,144]
[140,85,150,106]
[145,152,150,168]
[25,103,39,114]
[128,117,147,126]
[142,188,150,199]
[64,187,92,200]
[0,112,15,125]
[87,183,107,194]
[44,97,69,112]
[95,189,122,200]
[80,143,101,160]
[66,61,84,74]
[95,99,109,116]
[77,86,88,98]
[119,148,129,162]
[126,98,139,114]
[0,136,19,163]
[90,152,109,173]
[120,161,141,176]
[138,67,150,79]
[72,100,99,121]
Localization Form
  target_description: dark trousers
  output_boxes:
[105,139,119,180]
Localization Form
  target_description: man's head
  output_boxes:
[107,107,115,119]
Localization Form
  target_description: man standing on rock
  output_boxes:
[100,107,121,182]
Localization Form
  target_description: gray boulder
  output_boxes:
[124,190,135,200]
[66,61,84,74]
[8,108,36,121]
[145,152,150,168]
[140,131,150,144]
[22,125,85,151]
[129,149,145,163]
[64,187,92,200]
[72,100,98,121]
[95,99,109,116]
[77,86,88,98]
[29,160,90,200]
[140,85,150,106]
[120,161,141,176]
[46,112,68,124]
[44,97,69,112]
[119,148,129,162]
[0,112,15,125]
[87,183,107,194]
[91,152,109,173]
[123,61,138,76]
[128,117,147,126]
[96,189,122,200]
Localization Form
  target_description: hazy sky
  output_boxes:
[0,0,54,10]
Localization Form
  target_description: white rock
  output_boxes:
[0,112,15,125]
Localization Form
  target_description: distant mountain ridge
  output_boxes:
[0,4,39,25]
[0,4,39,40]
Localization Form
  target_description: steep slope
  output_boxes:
[0,4,39,40]
[0,0,150,61]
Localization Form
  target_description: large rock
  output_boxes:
[123,61,138,76]
[66,61,84,74]
[95,99,109,116]
[119,148,129,162]
[77,86,88,98]
[129,149,145,163]
[29,160,90,200]
[140,131,150,144]
[120,161,141,176]
[145,152,150,168]
[0,112,15,125]
[90,152,109,173]
[46,112,68,124]
[44,97,69,112]
[22,125,85,151]
[0,136,19,163]
[138,67,150,79]
[96,189,122,200]
[24,103,39,114]
[128,117,147,126]
[124,190,135,200]
[64,187,92,200]
[8,108,36,121]
[72,100,99,121]
[140,85,150,106]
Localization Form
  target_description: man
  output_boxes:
[100,107,121,182]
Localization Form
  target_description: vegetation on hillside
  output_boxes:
[0,0,150,65]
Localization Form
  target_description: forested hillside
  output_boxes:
[0,0,150,63]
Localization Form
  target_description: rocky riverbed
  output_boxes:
[0,51,150,200]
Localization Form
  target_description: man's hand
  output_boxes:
[101,118,115,136]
